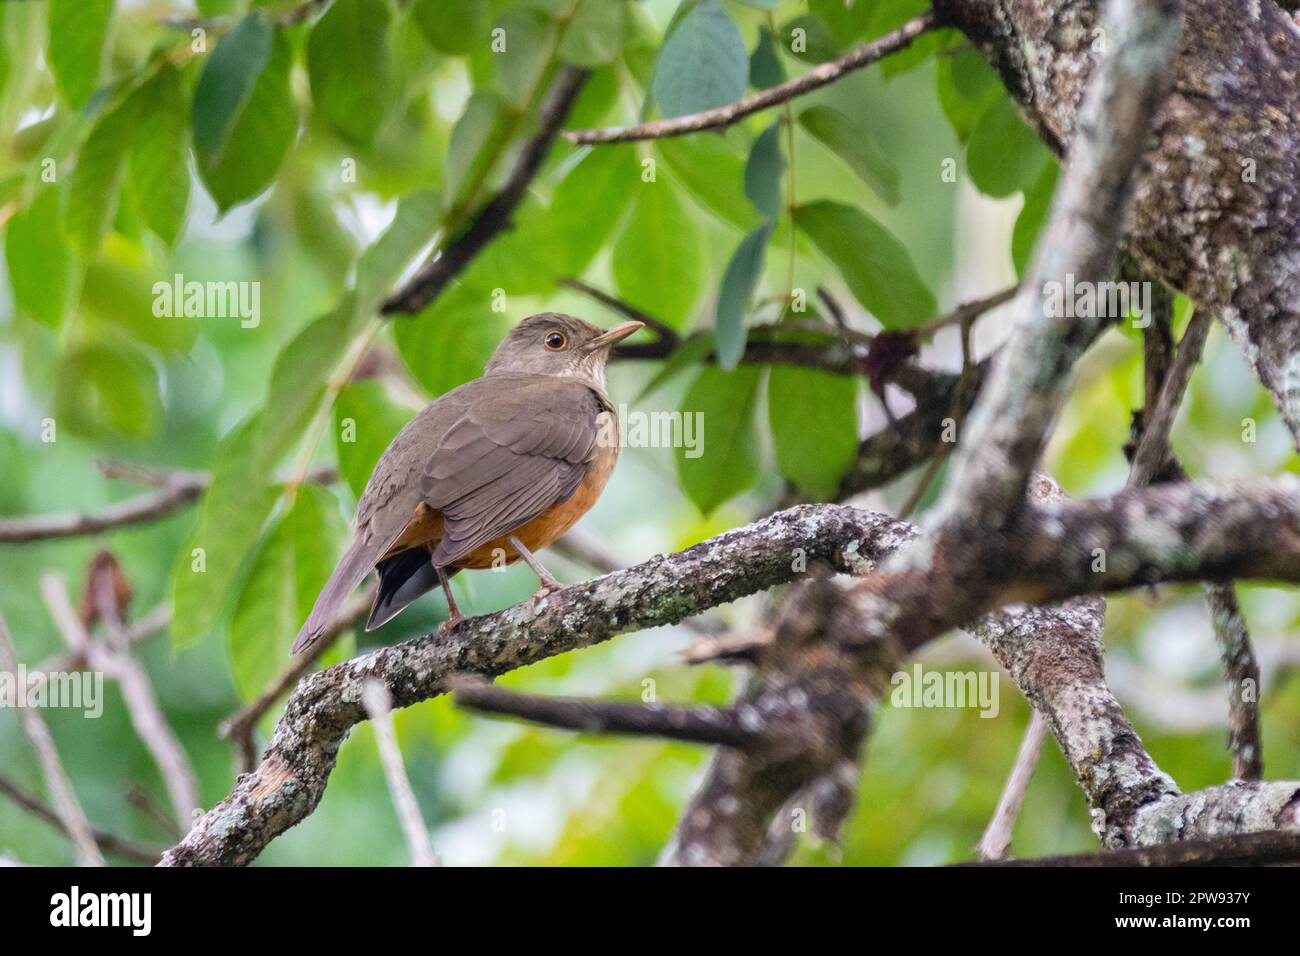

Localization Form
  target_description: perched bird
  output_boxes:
[291,312,643,655]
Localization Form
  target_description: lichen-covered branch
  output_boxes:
[935,0,1300,448]
[662,575,897,867]
[155,468,1300,866]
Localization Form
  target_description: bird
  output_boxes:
[290,312,644,656]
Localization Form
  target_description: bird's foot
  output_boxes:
[437,611,465,636]
[530,582,565,614]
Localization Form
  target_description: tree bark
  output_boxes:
[936,0,1300,446]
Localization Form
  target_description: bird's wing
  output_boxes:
[422,377,605,567]
[291,385,474,654]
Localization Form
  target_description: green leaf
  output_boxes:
[493,7,556,108]
[195,26,297,212]
[306,0,396,146]
[229,483,345,699]
[749,27,786,89]
[335,381,415,500]
[192,12,274,162]
[353,190,444,319]
[83,261,196,353]
[128,65,190,246]
[561,0,626,68]
[966,94,1051,199]
[612,181,702,327]
[4,189,77,329]
[797,199,935,330]
[53,342,161,441]
[393,287,512,396]
[413,0,489,54]
[653,0,748,119]
[171,415,281,647]
[936,47,1000,143]
[798,105,900,205]
[65,94,138,253]
[254,306,356,470]
[657,134,761,232]
[677,366,761,516]
[47,0,113,109]
[810,0,872,45]
[768,365,859,499]
[547,144,637,275]
[869,0,941,78]
[743,123,784,217]
[715,220,774,370]
[1013,161,1059,277]
[635,331,716,401]
[445,90,513,208]
[781,16,840,65]
[469,144,637,294]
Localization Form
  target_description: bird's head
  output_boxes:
[483,312,644,387]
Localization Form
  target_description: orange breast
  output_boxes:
[382,416,620,570]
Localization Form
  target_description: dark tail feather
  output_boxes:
[291,536,381,656]
[365,549,451,632]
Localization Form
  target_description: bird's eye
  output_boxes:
[544,331,568,351]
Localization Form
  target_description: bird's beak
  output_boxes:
[588,320,645,350]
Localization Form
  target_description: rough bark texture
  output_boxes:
[160,474,1300,865]
[936,0,1300,446]
[662,575,898,866]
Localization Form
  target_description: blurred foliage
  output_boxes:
[0,0,1297,867]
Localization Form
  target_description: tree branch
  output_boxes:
[564,13,938,145]
[937,0,1300,448]
[0,611,103,866]
[0,473,206,543]
[450,675,758,750]
[41,571,199,833]
[962,829,1300,867]
[0,774,162,865]
[161,471,1300,865]
[381,66,590,316]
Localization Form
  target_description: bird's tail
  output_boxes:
[290,535,379,655]
[366,548,446,632]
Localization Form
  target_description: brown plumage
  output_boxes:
[290,313,642,655]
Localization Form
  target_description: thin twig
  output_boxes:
[1131,311,1263,779]
[961,829,1300,867]
[0,463,336,544]
[559,277,681,348]
[0,774,162,865]
[0,475,206,543]
[218,585,375,773]
[0,611,104,866]
[1127,309,1212,487]
[913,286,1018,339]
[41,572,199,831]
[450,675,757,750]
[976,710,1048,861]
[564,13,938,145]
[361,681,438,867]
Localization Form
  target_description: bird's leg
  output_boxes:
[435,564,464,635]
[508,535,565,610]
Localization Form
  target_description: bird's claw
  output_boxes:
[437,612,465,636]
[530,583,565,613]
